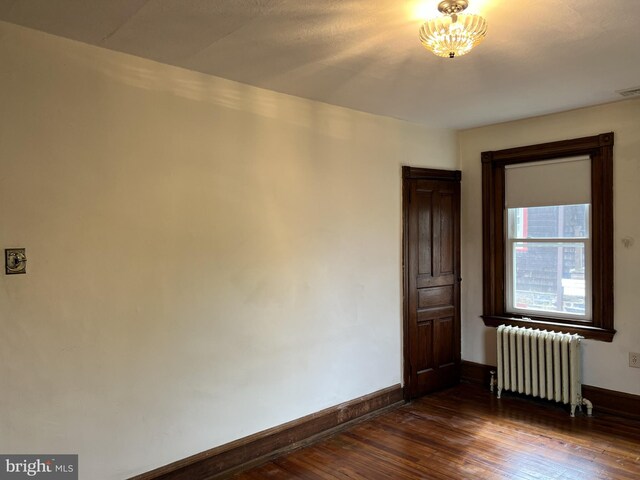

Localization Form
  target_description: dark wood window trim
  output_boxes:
[481,133,615,342]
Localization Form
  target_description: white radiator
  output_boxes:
[495,325,593,417]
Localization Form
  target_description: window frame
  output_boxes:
[481,133,615,342]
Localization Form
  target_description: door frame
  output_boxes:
[402,166,462,401]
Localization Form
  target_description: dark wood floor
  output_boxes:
[233,383,640,479]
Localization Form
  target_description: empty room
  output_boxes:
[1,1,639,479]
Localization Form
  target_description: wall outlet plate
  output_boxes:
[5,248,27,275]
[630,352,640,368]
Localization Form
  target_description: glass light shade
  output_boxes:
[419,14,487,58]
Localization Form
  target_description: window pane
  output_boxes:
[512,242,587,317]
[508,204,589,239]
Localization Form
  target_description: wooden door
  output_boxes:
[403,167,461,399]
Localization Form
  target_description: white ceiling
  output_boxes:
[1,0,639,128]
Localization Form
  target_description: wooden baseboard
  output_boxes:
[460,360,494,387]
[129,384,404,480]
[461,360,640,420]
[582,384,640,421]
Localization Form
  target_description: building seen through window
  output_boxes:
[507,204,590,319]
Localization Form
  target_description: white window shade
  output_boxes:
[505,156,591,208]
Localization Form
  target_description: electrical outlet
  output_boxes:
[630,352,640,368]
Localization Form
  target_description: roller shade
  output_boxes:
[505,156,591,208]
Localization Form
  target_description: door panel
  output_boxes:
[436,317,455,366]
[417,191,433,276]
[439,192,454,274]
[403,168,461,399]
[417,274,455,289]
[416,320,434,372]
[418,286,453,308]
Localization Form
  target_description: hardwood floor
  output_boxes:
[232,383,640,479]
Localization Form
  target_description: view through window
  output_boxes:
[506,204,590,320]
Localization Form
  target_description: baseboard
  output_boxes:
[460,360,494,387]
[129,384,404,480]
[582,385,640,421]
[461,360,640,420]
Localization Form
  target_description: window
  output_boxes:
[507,204,591,320]
[481,133,615,341]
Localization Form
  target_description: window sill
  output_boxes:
[481,315,615,342]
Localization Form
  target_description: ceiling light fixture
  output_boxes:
[419,0,487,58]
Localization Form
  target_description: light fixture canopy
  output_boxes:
[419,0,487,58]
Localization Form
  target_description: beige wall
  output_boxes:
[0,22,458,479]
[460,99,640,395]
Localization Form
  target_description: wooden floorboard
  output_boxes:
[233,384,640,479]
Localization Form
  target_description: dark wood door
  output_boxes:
[403,167,461,399]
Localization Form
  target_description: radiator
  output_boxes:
[495,325,593,417]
